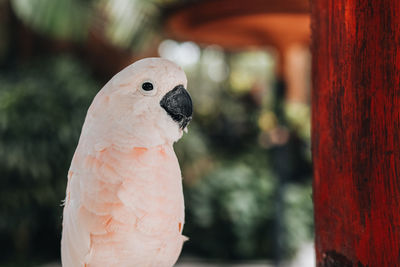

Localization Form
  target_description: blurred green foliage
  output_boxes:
[11,0,92,41]
[172,48,313,260]
[0,56,99,263]
[10,0,163,50]
[184,160,278,259]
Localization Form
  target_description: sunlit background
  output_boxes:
[0,0,313,266]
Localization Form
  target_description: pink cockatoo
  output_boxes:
[61,58,192,267]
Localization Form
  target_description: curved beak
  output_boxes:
[160,85,193,129]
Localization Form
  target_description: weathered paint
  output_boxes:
[312,1,400,266]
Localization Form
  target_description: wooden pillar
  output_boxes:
[312,1,400,266]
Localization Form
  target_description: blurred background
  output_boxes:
[0,0,313,266]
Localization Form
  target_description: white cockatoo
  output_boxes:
[61,58,192,267]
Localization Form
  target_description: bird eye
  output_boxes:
[139,81,157,96]
[142,82,153,91]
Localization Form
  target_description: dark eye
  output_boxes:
[142,82,153,91]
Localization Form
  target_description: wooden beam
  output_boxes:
[312,1,400,266]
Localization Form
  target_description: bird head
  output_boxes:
[86,58,193,149]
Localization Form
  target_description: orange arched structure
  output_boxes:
[164,0,310,103]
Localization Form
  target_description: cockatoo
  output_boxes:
[61,58,192,267]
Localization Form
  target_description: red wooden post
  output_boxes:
[312,1,400,266]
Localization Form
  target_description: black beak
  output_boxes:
[160,85,193,129]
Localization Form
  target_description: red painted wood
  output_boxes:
[312,1,400,266]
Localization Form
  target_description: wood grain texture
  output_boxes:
[311,1,400,266]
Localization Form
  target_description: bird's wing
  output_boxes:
[61,158,91,267]
[61,116,185,266]
[61,142,144,266]
[61,140,119,264]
